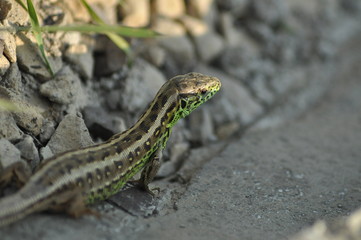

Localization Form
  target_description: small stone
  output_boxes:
[188,108,217,144]
[120,58,166,113]
[0,87,45,136]
[39,119,56,143]
[340,0,361,13]
[140,44,167,67]
[152,17,186,36]
[218,46,255,80]
[15,135,40,170]
[0,0,12,20]
[93,36,126,76]
[188,0,214,18]
[154,0,185,18]
[6,0,29,25]
[248,74,275,104]
[39,146,53,160]
[0,53,10,76]
[216,0,249,16]
[0,111,22,141]
[40,66,84,104]
[0,28,17,63]
[0,139,31,187]
[249,0,289,25]
[216,122,240,139]
[16,32,62,81]
[46,114,94,155]
[157,36,195,71]
[64,44,94,79]
[181,16,224,62]
[0,63,23,93]
[219,12,260,54]
[121,0,150,27]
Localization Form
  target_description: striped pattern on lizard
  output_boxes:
[0,72,221,227]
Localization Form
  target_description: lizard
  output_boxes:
[0,72,221,227]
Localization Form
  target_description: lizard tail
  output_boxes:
[0,188,49,227]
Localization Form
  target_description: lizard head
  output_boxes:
[172,72,221,118]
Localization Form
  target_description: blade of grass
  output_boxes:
[0,99,20,112]
[40,25,160,37]
[1,25,160,38]
[14,0,27,10]
[80,0,131,54]
[26,0,54,76]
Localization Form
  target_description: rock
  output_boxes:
[340,0,361,13]
[154,0,185,18]
[64,44,94,79]
[219,12,260,53]
[0,0,11,20]
[93,36,127,76]
[140,43,167,67]
[156,36,195,74]
[39,119,56,143]
[218,46,256,80]
[39,146,53,161]
[0,111,23,141]
[246,21,274,43]
[85,0,118,24]
[0,87,45,136]
[247,74,275,104]
[0,28,17,63]
[188,108,217,144]
[0,63,23,93]
[104,89,122,110]
[121,0,150,27]
[286,0,319,15]
[120,58,166,113]
[40,66,85,105]
[249,0,289,25]
[0,139,31,187]
[188,0,214,18]
[195,65,263,125]
[16,32,62,81]
[61,32,82,46]
[0,53,10,76]
[6,0,28,25]
[152,17,186,36]
[271,67,306,95]
[180,16,225,62]
[291,208,361,240]
[264,34,298,63]
[83,106,127,140]
[46,114,94,156]
[216,0,249,16]
[15,135,40,170]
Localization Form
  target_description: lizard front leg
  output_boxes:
[137,150,162,196]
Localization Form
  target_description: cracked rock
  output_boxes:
[45,114,94,157]
[15,135,40,170]
[40,66,84,105]
[0,139,31,187]
[0,111,23,141]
